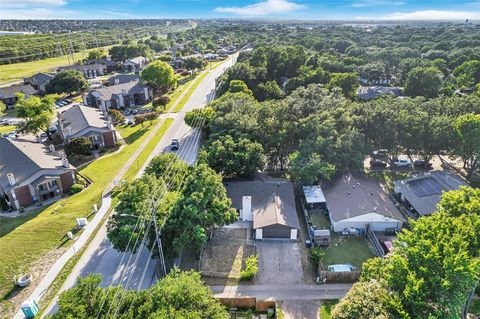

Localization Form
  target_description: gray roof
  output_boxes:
[85,58,117,67]
[89,80,145,101]
[324,172,405,222]
[393,171,468,216]
[26,72,54,84]
[59,105,112,138]
[0,84,37,99]
[225,179,300,229]
[125,56,147,64]
[108,74,141,85]
[0,136,74,190]
[58,64,106,73]
[358,86,403,100]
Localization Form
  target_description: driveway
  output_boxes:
[280,300,320,319]
[256,241,303,285]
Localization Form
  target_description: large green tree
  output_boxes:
[46,70,89,95]
[49,269,229,319]
[140,61,176,95]
[15,93,56,140]
[404,66,442,98]
[453,113,480,178]
[144,153,188,191]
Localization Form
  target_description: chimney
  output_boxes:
[115,78,119,85]
[58,151,65,158]
[107,116,113,130]
[7,173,16,186]
[37,135,42,143]
[241,196,252,221]
[62,157,70,168]
[49,144,55,152]
[67,127,72,136]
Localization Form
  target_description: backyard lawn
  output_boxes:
[0,121,158,301]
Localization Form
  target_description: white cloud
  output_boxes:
[214,0,305,16]
[356,10,480,20]
[0,7,75,19]
[351,0,404,8]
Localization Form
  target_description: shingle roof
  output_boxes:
[324,172,405,222]
[59,105,111,139]
[58,64,106,72]
[108,74,141,85]
[89,80,145,101]
[393,171,468,216]
[29,72,54,84]
[125,56,147,64]
[225,179,300,229]
[0,84,37,99]
[0,136,73,190]
[358,86,403,100]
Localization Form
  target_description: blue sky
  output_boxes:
[1,0,480,20]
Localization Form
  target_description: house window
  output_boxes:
[38,184,46,191]
[48,180,58,188]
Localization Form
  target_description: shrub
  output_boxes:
[70,183,85,194]
[67,137,92,155]
[309,247,325,268]
[77,176,87,186]
[115,141,122,148]
[18,207,25,214]
[108,109,125,124]
[0,197,9,210]
[240,254,258,281]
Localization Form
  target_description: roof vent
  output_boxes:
[49,144,55,152]
[62,157,70,168]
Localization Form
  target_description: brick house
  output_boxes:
[0,136,76,210]
[57,105,117,149]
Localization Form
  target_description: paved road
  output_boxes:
[41,55,237,317]
[211,284,353,300]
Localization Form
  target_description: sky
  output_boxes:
[1,0,480,20]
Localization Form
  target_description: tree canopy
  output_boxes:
[140,60,176,94]
[46,70,89,95]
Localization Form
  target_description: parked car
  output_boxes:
[132,109,139,115]
[413,160,433,169]
[64,98,72,103]
[0,119,9,126]
[370,159,387,168]
[171,139,179,151]
[48,126,58,134]
[390,158,412,167]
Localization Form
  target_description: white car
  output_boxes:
[390,158,412,167]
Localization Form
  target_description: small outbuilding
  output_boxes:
[313,229,331,246]
[324,172,405,233]
[225,179,300,240]
[303,185,326,210]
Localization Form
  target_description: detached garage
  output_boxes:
[225,179,300,240]
[324,173,405,233]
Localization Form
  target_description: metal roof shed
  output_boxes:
[303,185,326,209]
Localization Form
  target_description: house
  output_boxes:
[0,136,76,210]
[57,64,106,79]
[303,185,326,210]
[225,179,300,240]
[83,80,152,112]
[217,48,230,57]
[204,53,219,60]
[357,86,404,101]
[23,73,54,93]
[0,84,37,108]
[324,173,405,233]
[122,56,148,73]
[107,74,141,86]
[313,229,331,246]
[57,105,117,149]
[393,171,468,218]
[84,58,118,73]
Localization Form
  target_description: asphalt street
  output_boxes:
[41,55,237,317]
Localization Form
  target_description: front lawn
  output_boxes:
[0,122,158,301]
[0,125,15,135]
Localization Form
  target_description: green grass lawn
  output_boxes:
[122,118,173,182]
[0,126,15,134]
[0,122,157,300]
[319,300,338,319]
[170,70,210,113]
[0,45,113,86]
[164,77,196,112]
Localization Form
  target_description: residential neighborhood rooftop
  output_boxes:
[89,80,145,101]
[303,185,326,204]
[0,84,37,99]
[58,105,112,139]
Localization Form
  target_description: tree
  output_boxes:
[288,151,335,184]
[204,135,266,178]
[404,67,442,98]
[50,269,229,319]
[108,109,125,125]
[15,94,56,140]
[328,72,359,98]
[453,60,480,89]
[438,186,480,217]
[256,80,284,101]
[0,100,6,115]
[86,48,106,60]
[453,113,480,178]
[140,60,176,95]
[184,107,215,129]
[162,163,237,255]
[106,175,171,254]
[332,280,405,319]
[145,153,188,191]
[46,70,89,95]
[183,57,205,73]
[228,80,253,96]
[67,137,92,155]
[109,43,152,61]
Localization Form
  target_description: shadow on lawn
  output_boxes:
[122,125,150,145]
[0,204,53,238]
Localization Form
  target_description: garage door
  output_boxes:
[262,226,291,239]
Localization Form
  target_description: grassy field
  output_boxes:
[0,46,113,86]
[122,118,173,182]
[0,126,15,134]
[0,122,157,301]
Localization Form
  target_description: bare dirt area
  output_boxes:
[0,247,66,318]
[280,300,321,319]
[200,228,254,286]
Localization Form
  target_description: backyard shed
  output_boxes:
[225,179,300,240]
[303,185,326,209]
[324,173,405,233]
[313,229,331,246]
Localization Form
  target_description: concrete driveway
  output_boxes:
[280,300,320,319]
[256,241,303,285]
